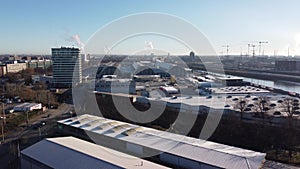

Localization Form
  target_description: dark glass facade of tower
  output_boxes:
[52,47,82,88]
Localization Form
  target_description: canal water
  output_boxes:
[241,77,300,93]
[207,71,300,93]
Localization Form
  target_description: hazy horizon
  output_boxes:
[1,0,300,56]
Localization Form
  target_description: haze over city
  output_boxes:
[1,0,300,55]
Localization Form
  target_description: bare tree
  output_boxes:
[281,98,299,128]
[254,96,270,126]
[234,97,248,120]
[280,98,299,159]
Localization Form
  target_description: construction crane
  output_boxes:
[247,44,256,57]
[247,44,251,56]
[258,41,268,56]
[222,45,230,56]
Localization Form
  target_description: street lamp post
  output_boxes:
[1,102,5,143]
[2,103,5,124]
[38,121,46,139]
[17,141,20,157]
[1,116,5,143]
[26,111,29,127]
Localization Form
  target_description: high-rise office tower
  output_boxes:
[52,47,82,88]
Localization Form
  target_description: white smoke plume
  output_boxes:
[72,34,85,51]
[69,34,88,61]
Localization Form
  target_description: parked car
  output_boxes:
[4,99,12,104]
[273,111,281,116]
[232,98,239,101]
[49,105,58,109]
[206,95,212,99]
[244,108,251,111]
[247,104,254,107]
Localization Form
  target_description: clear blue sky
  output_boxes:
[1,0,300,56]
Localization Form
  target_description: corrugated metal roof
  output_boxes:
[149,96,228,109]
[58,114,266,169]
[21,137,170,169]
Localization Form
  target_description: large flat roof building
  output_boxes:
[275,60,300,72]
[21,136,170,169]
[52,47,82,88]
[57,114,266,169]
[95,78,136,94]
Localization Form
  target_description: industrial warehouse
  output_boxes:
[56,114,266,169]
[21,137,170,169]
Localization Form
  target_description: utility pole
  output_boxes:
[2,103,5,124]
[1,102,5,143]
[26,111,29,127]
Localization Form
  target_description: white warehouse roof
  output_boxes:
[149,96,231,110]
[21,136,170,169]
[57,114,266,169]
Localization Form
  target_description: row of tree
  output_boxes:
[234,96,299,127]
[234,96,300,160]
[1,83,58,106]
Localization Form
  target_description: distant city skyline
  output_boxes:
[1,0,300,56]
